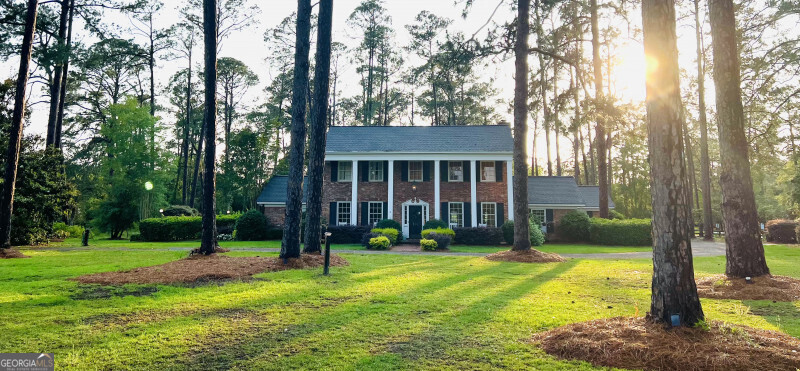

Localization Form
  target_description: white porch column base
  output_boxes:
[507,160,514,221]
[470,160,478,227]
[351,160,358,225]
[388,160,394,220]
[434,160,441,219]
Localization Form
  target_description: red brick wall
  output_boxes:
[263,206,286,227]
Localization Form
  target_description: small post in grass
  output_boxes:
[82,228,90,247]
[323,231,332,275]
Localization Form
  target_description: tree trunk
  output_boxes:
[554,61,562,177]
[199,0,218,255]
[512,0,532,251]
[46,0,69,147]
[642,0,704,327]
[571,67,581,184]
[591,0,609,218]
[281,0,312,259]
[683,116,697,237]
[190,116,205,208]
[54,0,75,149]
[182,52,193,205]
[695,0,714,241]
[708,0,770,278]
[0,0,38,249]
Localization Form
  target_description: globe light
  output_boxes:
[144,181,154,191]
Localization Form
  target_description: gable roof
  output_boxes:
[325,125,513,154]
[527,176,585,206]
[576,185,616,209]
[256,176,307,204]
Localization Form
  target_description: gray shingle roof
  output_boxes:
[527,176,585,206]
[577,185,616,209]
[256,176,307,204]
[325,125,513,154]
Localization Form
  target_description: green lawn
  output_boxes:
[448,244,651,254]
[2,244,799,369]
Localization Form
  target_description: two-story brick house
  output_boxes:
[257,125,613,239]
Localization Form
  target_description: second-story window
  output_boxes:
[480,161,496,182]
[409,161,423,182]
[338,161,353,182]
[448,161,463,182]
[368,161,384,182]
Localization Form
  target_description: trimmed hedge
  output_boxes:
[162,205,199,217]
[326,225,372,244]
[453,227,503,245]
[376,219,402,231]
[361,232,381,248]
[589,218,652,246]
[371,228,399,245]
[423,219,448,230]
[501,220,545,246]
[766,219,798,243]
[138,215,240,241]
[421,239,438,251]
[427,233,452,250]
[235,209,269,241]
[558,211,591,242]
[369,236,391,250]
[422,228,455,239]
[501,220,514,244]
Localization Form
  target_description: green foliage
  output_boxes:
[420,238,438,251]
[501,220,514,244]
[427,233,452,250]
[452,227,503,245]
[53,223,84,238]
[129,233,142,242]
[327,225,373,244]
[376,219,402,232]
[529,219,545,247]
[421,228,455,239]
[138,215,240,242]
[766,219,798,243]
[162,205,199,217]
[235,209,269,241]
[423,219,448,230]
[371,228,399,245]
[589,218,652,246]
[368,235,391,250]
[558,211,591,242]
[609,210,626,220]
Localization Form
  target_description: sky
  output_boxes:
[1,0,707,166]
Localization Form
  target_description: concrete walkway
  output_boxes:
[33,239,728,260]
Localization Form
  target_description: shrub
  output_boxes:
[52,222,84,238]
[558,211,591,242]
[453,227,503,245]
[235,209,269,241]
[420,239,438,251]
[529,219,545,247]
[217,234,233,241]
[423,219,448,230]
[129,233,142,242]
[609,210,626,220]
[369,235,391,250]
[361,232,381,248]
[162,205,199,217]
[326,225,372,244]
[589,218,652,246]
[428,233,451,250]
[376,219,402,232]
[216,214,239,235]
[422,228,455,239]
[766,219,798,243]
[501,220,514,244]
[371,228,399,245]
[138,214,241,241]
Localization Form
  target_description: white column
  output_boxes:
[470,159,478,227]
[388,160,394,220]
[351,160,358,225]
[434,160,441,219]
[507,160,514,221]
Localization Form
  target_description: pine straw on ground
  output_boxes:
[533,317,800,371]
[72,253,349,285]
[0,248,28,259]
[696,274,800,301]
[485,249,566,263]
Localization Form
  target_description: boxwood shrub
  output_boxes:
[235,209,269,241]
[453,227,503,245]
[766,219,798,243]
[368,235,391,250]
[427,233,452,250]
[423,219,448,230]
[138,214,240,242]
[326,225,372,244]
[421,228,455,239]
[420,239,438,251]
[558,211,591,242]
[589,218,652,246]
[371,228,399,245]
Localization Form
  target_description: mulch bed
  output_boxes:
[696,274,800,302]
[72,253,349,285]
[533,317,800,371]
[485,249,566,263]
[0,248,29,259]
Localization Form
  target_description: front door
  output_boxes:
[408,205,423,239]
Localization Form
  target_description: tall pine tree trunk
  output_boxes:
[512,0,532,251]
[46,0,69,147]
[199,0,218,255]
[281,0,312,259]
[554,61,562,176]
[695,0,714,241]
[304,0,333,254]
[571,67,581,184]
[708,0,770,278]
[54,0,74,149]
[591,0,609,218]
[0,0,38,249]
[642,0,704,327]
[189,117,205,208]
[182,54,193,204]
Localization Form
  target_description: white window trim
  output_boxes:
[368,161,384,182]
[480,161,496,182]
[529,208,547,224]
[408,161,424,182]
[338,162,353,182]
[337,202,352,226]
[449,202,464,228]
[447,161,464,182]
[481,202,497,227]
[368,201,384,225]
[400,199,430,238]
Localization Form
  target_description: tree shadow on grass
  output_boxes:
[744,300,800,338]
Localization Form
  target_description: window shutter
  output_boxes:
[441,202,449,224]
[495,161,503,182]
[360,161,369,182]
[464,202,471,227]
[401,161,408,182]
[546,209,554,223]
[463,161,471,181]
[383,202,388,219]
[423,161,431,181]
[441,161,448,182]
[331,161,338,182]
[361,202,369,225]
[383,161,389,182]
[497,203,505,225]
[329,202,337,225]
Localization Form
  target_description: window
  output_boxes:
[448,161,463,182]
[368,202,383,225]
[409,161,423,182]
[368,162,384,182]
[449,202,464,228]
[480,161,496,182]
[338,162,353,182]
[337,202,351,226]
[481,203,497,227]
[529,208,545,225]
